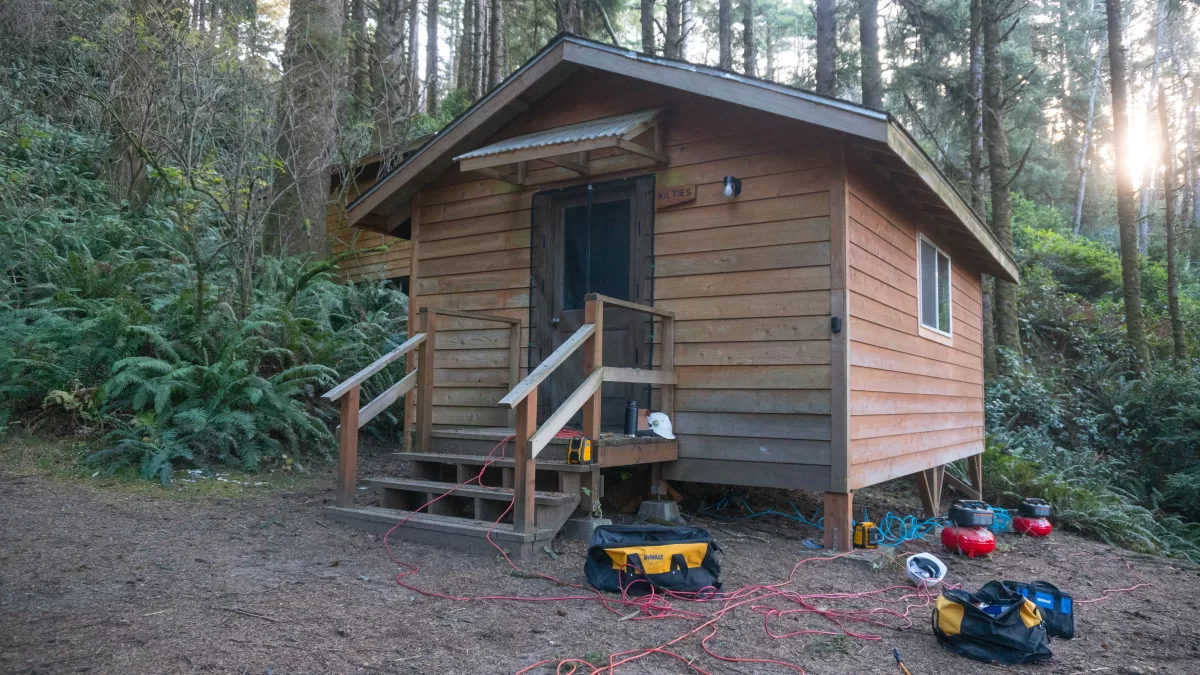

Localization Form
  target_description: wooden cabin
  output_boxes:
[321,34,1019,555]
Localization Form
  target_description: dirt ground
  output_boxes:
[2,442,1197,675]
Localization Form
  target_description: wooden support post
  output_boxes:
[660,315,675,419]
[404,193,421,451]
[581,297,603,442]
[823,491,853,552]
[580,466,601,516]
[513,388,538,534]
[336,386,360,507]
[414,308,437,453]
[915,465,945,518]
[967,453,984,499]
[507,321,522,427]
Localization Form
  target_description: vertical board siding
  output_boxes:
[391,72,834,469]
[845,170,985,490]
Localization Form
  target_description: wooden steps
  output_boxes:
[325,425,678,559]
[324,506,558,557]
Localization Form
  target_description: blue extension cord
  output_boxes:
[698,493,1012,545]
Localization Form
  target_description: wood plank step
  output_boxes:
[393,452,594,472]
[324,506,555,557]
[431,426,676,446]
[362,477,576,505]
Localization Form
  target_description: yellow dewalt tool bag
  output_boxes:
[585,525,721,596]
[932,581,1053,665]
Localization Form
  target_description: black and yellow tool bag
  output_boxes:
[932,581,1053,665]
[585,525,721,597]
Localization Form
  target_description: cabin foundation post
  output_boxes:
[823,491,854,552]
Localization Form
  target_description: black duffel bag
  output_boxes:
[1001,580,1075,639]
[585,524,721,597]
[932,581,1053,664]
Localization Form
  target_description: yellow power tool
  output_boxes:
[567,436,594,465]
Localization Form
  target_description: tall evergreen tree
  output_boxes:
[858,0,881,107]
[742,0,756,77]
[271,0,343,256]
[718,0,733,69]
[815,0,835,96]
[1105,0,1151,368]
[426,0,439,114]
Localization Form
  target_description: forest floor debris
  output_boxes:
[2,441,1197,674]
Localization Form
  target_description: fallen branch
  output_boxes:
[216,606,281,623]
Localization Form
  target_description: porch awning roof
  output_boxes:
[454,108,662,162]
[449,108,667,184]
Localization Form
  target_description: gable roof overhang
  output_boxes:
[347,34,1019,283]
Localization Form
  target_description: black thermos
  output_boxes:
[624,400,638,436]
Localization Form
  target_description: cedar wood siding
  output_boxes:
[405,70,836,487]
[845,163,986,490]
[329,175,413,281]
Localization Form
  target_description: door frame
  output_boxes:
[527,174,656,426]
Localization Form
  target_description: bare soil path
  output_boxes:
[1,444,1196,674]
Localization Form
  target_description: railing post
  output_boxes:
[414,308,437,453]
[507,321,522,428]
[336,386,360,507]
[581,296,603,441]
[513,388,538,533]
[660,314,675,419]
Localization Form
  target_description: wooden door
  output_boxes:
[530,176,655,430]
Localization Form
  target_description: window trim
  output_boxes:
[917,233,953,339]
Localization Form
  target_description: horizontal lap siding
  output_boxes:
[408,73,834,475]
[846,173,985,490]
[329,176,412,281]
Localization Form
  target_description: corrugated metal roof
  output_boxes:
[454,108,661,161]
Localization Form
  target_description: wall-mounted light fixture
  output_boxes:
[723,176,742,198]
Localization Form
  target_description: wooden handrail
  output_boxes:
[498,323,596,408]
[529,368,603,457]
[356,370,419,429]
[322,332,427,401]
[585,293,674,318]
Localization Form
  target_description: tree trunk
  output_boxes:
[559,0,582,34]
[1105,0,1151,369]
[271,0,343,256]
[457,0,473,91]
[407,0,421,111]
[815,0,836,96]
[681,0,691,56]
[487,0,502,89]
[641,0,656,54]
[1074,47,1103,235]
[741,0,755,77]
[858,0,881,108]
[425,0,439,114]
[718,0,732,70]
[1159,85,1186,360]
[968,0,995,377]
[471,0,485,98]
[371,0,407,141]
[665,0,681,58]
[983,0,1021,364]
[351,0,371,110]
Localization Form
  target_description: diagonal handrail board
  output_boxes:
[323,333,427,401]
[357,370,419,429]
[529,368,603,457]
[498,323,596,408]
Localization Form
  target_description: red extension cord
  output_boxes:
[378,436,1150,674]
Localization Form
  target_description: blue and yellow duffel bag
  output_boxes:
[585,524,721,596]
[932,581,1053,664]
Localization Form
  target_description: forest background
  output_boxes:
[5,0,1200,558]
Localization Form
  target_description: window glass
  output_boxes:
[919,237,951,335]
[920,239,938,329]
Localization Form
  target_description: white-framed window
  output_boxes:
[918,234,952,336]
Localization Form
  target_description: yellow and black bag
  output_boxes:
[585,525,721,597]
[932,581,1053,665]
